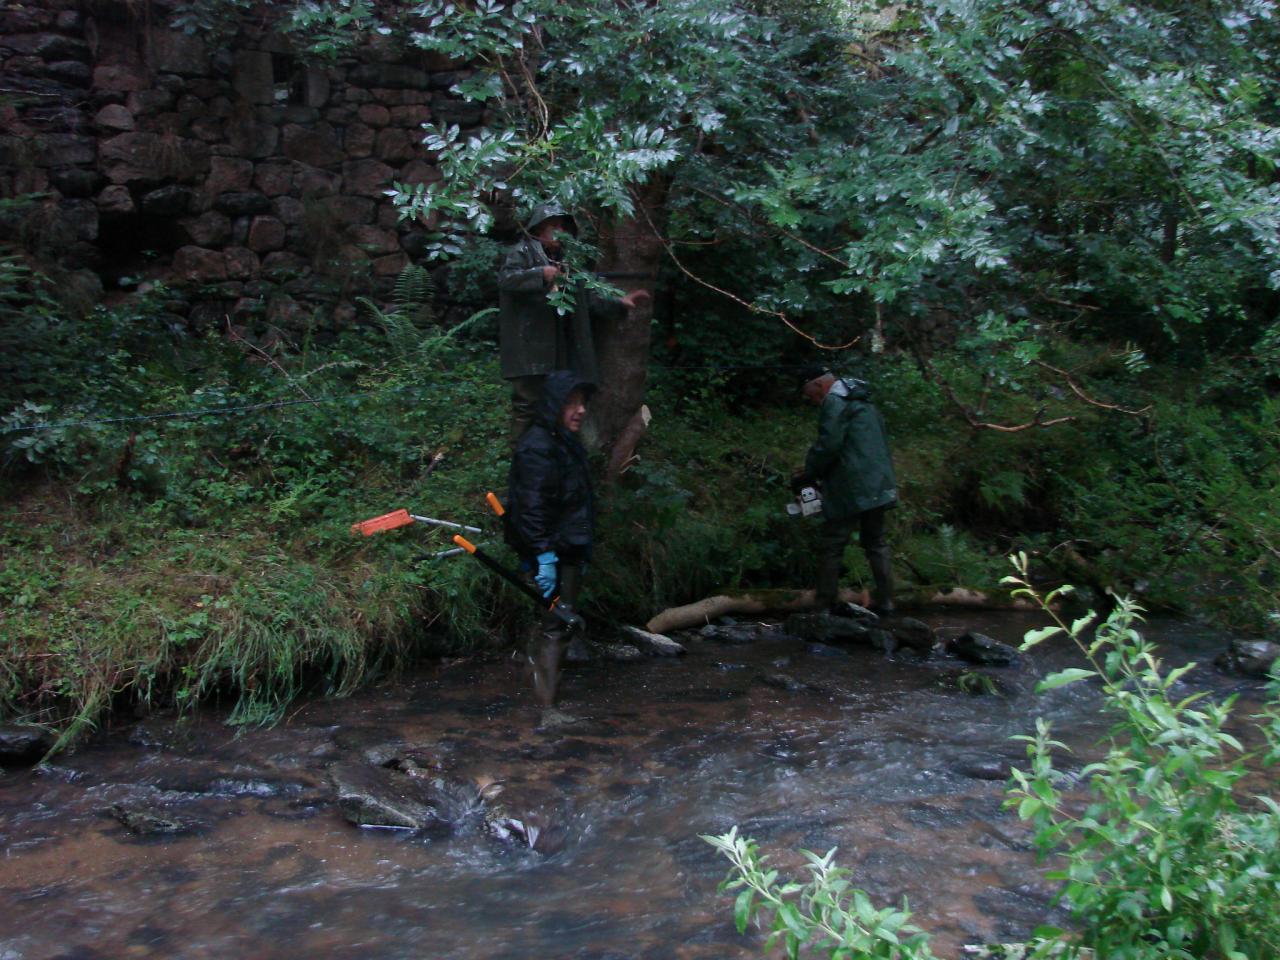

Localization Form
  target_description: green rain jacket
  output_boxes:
[498,203,622,383]
[803,377,898,520]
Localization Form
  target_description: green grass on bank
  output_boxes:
[1,283,1276,744]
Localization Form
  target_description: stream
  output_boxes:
[0,610,1263,960]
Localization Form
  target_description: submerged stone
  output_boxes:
[948,631,1020,666]
[112,803,204,836]
[696,623,780,644]
[756,671,810,693]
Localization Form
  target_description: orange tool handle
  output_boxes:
[485,492,505,516]
[452,534,478,554]
[352,509,414,536]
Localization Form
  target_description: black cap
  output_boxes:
[797,363,831,391]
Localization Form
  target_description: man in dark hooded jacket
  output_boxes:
[794,365,898,613]
[504,370,596,709]
[498,203,648,442]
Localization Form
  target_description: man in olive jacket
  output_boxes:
[498,202,648,443]
[794,365,898,613]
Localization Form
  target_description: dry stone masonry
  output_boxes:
[0,0,485,329]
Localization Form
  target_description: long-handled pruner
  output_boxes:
[351,509,483,537]
[451,533,584,633]
[351,508,489,559]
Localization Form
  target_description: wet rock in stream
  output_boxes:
[598,642,645,662]
[0,725,55,766]
[755,672,833,696]
[331,728,411,766]
[327,761,452,833]
[111,803,206,836]
[786,611,938,654]
[888,616,939,653]
[1215,638,1280,677]
[327,754,568,853]
[947,631,1022,666]
[954,757,1015,781]
[619,625,686,656]
[786,612,874,645]
[696,622,785,644]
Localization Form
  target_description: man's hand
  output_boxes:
[619,289,652,310]
[542,264,563,284]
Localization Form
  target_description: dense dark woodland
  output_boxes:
[0,0,1277,738]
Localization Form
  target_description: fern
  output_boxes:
[357,265,439,362]
[393,264,436,325]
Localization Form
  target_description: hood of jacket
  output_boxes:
[535,370,596,431]
[524,202,578,236]
[830,376,871,402]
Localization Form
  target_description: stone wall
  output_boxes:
[0,0,485,329]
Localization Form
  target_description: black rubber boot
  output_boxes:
[866,546,895,614]
[814,554,843,611]
[529,629,566,707]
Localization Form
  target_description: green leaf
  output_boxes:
[733,888,753,933]
[1036,668,1096,692]
[1022,625,1064,648]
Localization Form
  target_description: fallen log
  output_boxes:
[645,586,1044,634]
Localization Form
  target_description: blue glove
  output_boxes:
[535,551,558,598]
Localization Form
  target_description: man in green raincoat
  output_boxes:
[794,365,899,613]
[498,202,649,442]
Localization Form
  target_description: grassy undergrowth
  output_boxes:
[1,270,1276,745]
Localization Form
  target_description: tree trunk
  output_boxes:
[589,177,668,453]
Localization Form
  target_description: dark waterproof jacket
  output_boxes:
[498,203,622,382]
[803,378,898,521]
[504,371,595,561]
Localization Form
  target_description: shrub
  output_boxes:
[705,556,1280,959]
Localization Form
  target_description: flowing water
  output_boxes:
[0,612,1263,960]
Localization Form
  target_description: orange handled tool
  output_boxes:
[351,509,414,536]
[485,492,505,516]
[452,535,584,632]
[351,509,482,536]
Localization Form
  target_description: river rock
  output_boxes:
[697,623,781,644]
[598,642,644,662]
[954,758,1014,781]
[755,672,831,696]
[784,612,873,646]
[328,761,446,832]
[0,724,55,765]
[888,616,938,653]
[1215,638,1280,678]
[868,628,898,654]
[948,631,1020,666]
[756,671,808,692]
[111,802,203,836]
[619,626,686,657]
